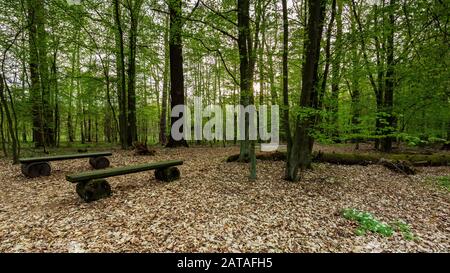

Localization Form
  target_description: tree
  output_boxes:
[166,0,188,148]
[27,0,54,148]
[159,14,170,146]
[113,0,128,149]
[285,0,326,181]
[281,0,291,161]
[126,0,144,147]
[380,0,396,152]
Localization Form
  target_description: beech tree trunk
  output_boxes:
[113,0,128,149]
[160,14,169,146]
[166,0,188,148]
[286,0,326,181]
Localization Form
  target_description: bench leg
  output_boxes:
[21,162,51,178]
[76,179,112,202]
[89,156,110,169]
[155,167,180,182]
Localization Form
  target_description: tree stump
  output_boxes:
[89,156,110,169]
[76,179,112,202]
[155,167,180,182]
[21,162,51,178]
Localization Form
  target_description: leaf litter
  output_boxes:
[0,146,448,252]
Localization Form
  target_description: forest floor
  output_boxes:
[0,144,448,252]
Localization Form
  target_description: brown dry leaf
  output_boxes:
[0,146,449,252]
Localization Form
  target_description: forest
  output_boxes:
[0,0,449,253]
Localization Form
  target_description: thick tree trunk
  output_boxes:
[286,0,326,181]
[27,0,44,148]
[35,0,54,147]
[166,0,188,148]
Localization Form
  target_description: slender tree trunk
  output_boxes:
[329,0,343,139]
[319,0,336,109]
[113,0,128,149]
[159,14,169,145]
[282,0,292,164]
[381,0,396,152]
[237,0,251,162]
[0,104,6,157]
[126,0,144,147]
[0,75,18,163]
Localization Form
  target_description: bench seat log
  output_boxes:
[19,152,112,178]
[66,160,183,183]
[19,152,113,164]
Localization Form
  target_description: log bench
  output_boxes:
[19,152,112,178]
[66,160,183,202]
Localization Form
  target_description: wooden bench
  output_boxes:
[20,152,113,178]
[66,160,183,202]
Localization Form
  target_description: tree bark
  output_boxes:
[160,14,169,146]
[381,0,396,152]
[282,0,292,160]
[126,0,144,147]
[166,0,188,148]
[286,0,326,181]
[113,0,128,149]
[329,0,343,139]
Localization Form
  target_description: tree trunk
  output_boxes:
[381,0,396,153]
[0,75,18,163]
[166,0,188,148]
[282,0,292,159]
[160,14,170,146]
[319,0,337,109]
[126,0,143,147]
[329,0,343,140]
[286,0,326,181]
[27,0,44,148]
[237,0,251,162]
[113,0,128,149]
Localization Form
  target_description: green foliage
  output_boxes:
[392,220,417,241]
[342,208,417,240]
[342,209,394,237]
[436,176,450,192]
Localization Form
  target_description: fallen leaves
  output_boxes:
[0,146,448,252]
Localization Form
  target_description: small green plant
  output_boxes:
[342,209,393,237]
[342,209,417,240]
[437,176,450,192]
[392,220,416,241]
